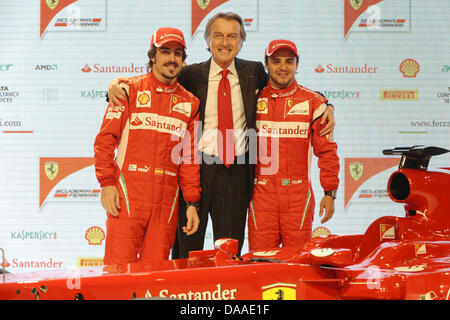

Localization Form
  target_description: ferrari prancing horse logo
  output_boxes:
[197,0,210,10]
[46,0,59,10]
[262,283,296,300]
[45,161,59,180]
[350,0,363,10]
[349,162,363,181]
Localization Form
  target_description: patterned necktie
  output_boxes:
[217,69,234,167]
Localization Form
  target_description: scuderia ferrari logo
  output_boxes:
[350,0,363,10]
[197,0,210,10]
[262,283,296,300]
[44,161,59,180]
[284,99,309,118]
[349,162,364,181]
[46,0,59,10]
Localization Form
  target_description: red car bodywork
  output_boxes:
[1,146,449,300]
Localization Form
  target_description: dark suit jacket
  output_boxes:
[178,57,268,200]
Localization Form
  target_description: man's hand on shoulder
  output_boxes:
[320,104,336,137]
[108,77,128,105]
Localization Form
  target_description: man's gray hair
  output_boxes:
[203,12,247,43]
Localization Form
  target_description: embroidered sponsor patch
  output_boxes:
[285,99,309,118]
[129,113,187,137]
[105,105,125,120]
[256,98,268,114]
[137,166,150,173]
[137,91,151,107]
[164,170,176,177]
[171,100,192,117]
[256,120,309,138]
[380,224,395,240]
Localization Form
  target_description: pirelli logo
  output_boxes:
[256,120,309,138]
[77,257,103,267]
[380,89,418,101]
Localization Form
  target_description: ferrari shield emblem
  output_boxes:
[349,162,363,181]
[349,0,363,10]
[46,0,59,10]
[197,0,210,10]
[44,161,59,180]
[262,283,296,300]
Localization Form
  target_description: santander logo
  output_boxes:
[314,65,325,73]
[81,63,144,73]
[81,64,92,73]
[315,63,378,74]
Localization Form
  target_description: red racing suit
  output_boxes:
[94,71,201,264]
[248,80,339,251]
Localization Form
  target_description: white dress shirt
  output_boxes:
[200,59,247,157]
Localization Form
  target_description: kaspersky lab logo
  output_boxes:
[0,64,13,71]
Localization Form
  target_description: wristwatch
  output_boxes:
[186,201,200,211]
[324,190,337,199]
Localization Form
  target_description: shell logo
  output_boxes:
[400,58,420,78]
[312,226,331,238]
[85,226,105,245]
[138,92,150,105]
[257,99,268,112]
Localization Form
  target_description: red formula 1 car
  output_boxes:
[0,146,449,300]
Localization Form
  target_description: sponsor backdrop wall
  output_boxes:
[0,0,448,272]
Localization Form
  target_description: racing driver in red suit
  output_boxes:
[94,27,201,264]
[248,40,340,251]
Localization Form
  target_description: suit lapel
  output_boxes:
[235,58,252,125]
[197,59,211,123]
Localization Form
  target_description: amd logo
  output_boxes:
[35,64,58,71]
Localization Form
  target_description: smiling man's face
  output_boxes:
[266,48,298,90]
[207,17,242,69]
[151,42,184,84]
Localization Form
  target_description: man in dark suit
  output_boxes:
[171,13,269,258]
[107,12,336,259]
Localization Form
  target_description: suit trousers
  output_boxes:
[172,153,250,259]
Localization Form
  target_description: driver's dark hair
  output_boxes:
[265,55,299,65]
